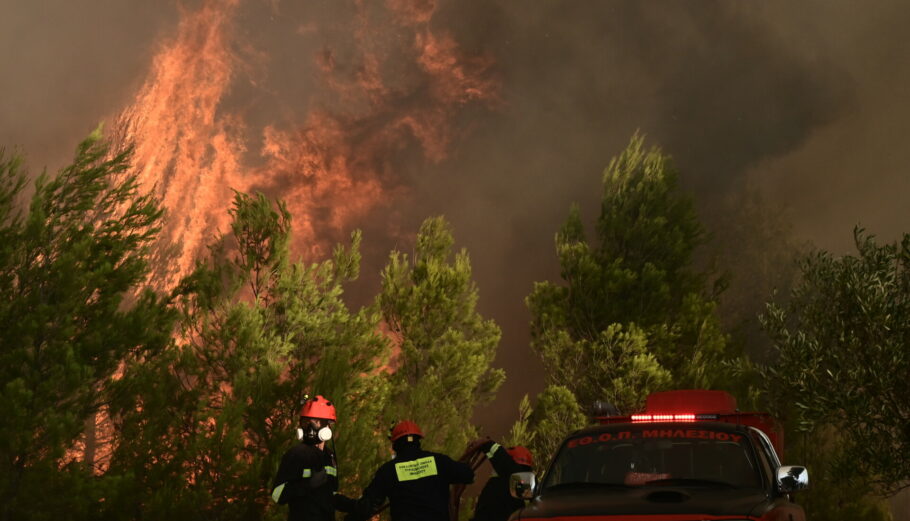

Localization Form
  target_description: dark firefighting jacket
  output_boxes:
[348,443,474,521]
[272,442,338,521]
[471,443,531,521]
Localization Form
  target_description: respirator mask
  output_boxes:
[297,420,333,443]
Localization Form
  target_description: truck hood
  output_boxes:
[514,486,769,520]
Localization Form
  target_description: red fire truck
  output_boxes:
[508,390,809,521]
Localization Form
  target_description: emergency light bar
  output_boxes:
[630,413,719,422]
[593,391,784,457]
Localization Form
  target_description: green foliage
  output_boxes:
[526,134,729,419]
[517,134,735,474]
[378,216,504,456]
[783,427,892,521]
[596,136,704,298]
[501,394,534,448]
[524,386,586,474]
[761,228,910,498]
[105,192,390,520]
[0,130,175,521]
[534,324,671,414]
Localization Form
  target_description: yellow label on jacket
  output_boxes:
[394,456,438,481]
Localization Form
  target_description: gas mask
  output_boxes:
[297,421,333,443]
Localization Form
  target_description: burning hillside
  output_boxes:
[115,0,498,288]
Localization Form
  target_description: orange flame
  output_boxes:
[115,0,498,287]
[84,0,498,481]
[116,0,245,288]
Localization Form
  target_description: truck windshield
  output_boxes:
[543,425,763,490]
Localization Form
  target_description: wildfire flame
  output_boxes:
[79,0,497,472]
[114,0,498,289]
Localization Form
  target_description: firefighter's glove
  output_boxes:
[472,438,494,453]
[480,439,495,454]
[461,437,492,462]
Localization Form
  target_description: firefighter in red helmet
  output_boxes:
[271,395,340,521]
[340,420,474,521]
[468,439,534,521]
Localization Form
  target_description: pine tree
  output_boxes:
[534,324,671,414]
[527,133,729,415]
[0,130,175,521]
[104,192,390,520]
[378,216,504,456]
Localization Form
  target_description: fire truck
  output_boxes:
[508,390,809,521]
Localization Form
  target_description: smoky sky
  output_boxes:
[3,0,910,438]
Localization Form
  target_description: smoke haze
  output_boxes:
[3,0,909,454]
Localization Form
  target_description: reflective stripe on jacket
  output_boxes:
[271,443,338,521]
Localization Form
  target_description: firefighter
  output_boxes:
[271,395,340,521]
[341,420,475,521]
[469,439,534,521]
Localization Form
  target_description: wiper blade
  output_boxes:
[643,478,738,488]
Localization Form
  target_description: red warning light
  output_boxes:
[631,413,699,422]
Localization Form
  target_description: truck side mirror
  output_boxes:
[509,471,536,500]
[777,465,809,493]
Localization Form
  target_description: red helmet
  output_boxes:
[506,446,533,467]
[389,420,423,442]
[299,395,336,421]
